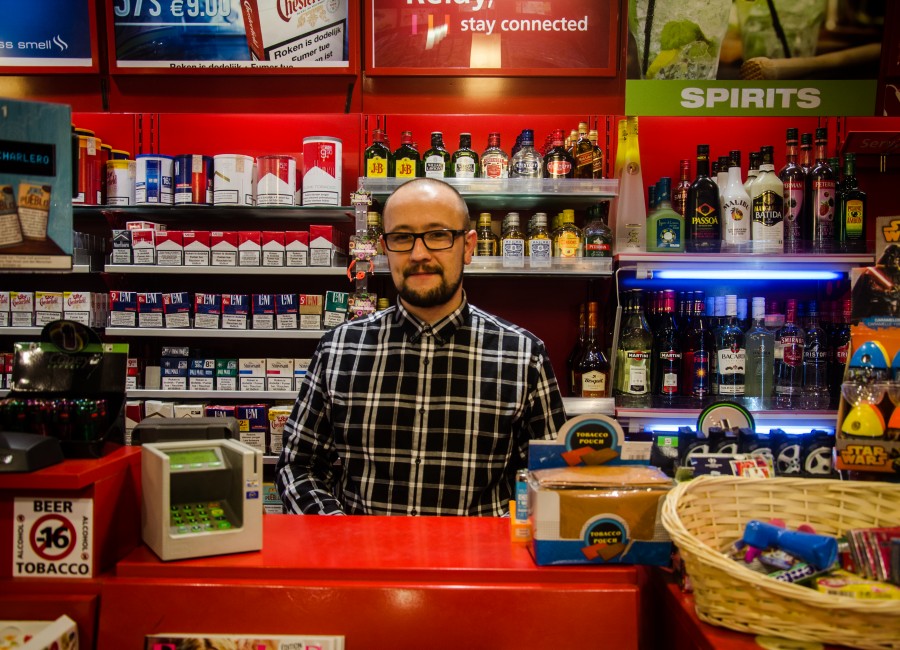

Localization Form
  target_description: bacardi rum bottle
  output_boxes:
[715,295,746,396]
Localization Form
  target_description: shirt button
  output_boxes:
[419,408,425,415]
[410,509,418,516]
[423,359,429,366]
[415,458,421,465]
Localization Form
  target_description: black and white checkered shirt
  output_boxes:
[276,295,566,516]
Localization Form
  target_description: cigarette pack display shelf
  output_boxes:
[372,255,613,276]
[0,327,44,336]
[0,264,91,274]
[562,396,615,417]
[74,205,355,223]
[97,515,652,650]
[128,389,297,400]
[104,327,327,339]
[104,264,348,276]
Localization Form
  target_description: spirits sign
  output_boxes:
[366,0,618,76]
[0,0,96,71]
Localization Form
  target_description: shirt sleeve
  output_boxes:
[517,338,568,462]
[275,337,346,515]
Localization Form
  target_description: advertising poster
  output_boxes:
[624,0,886,116]
[368,0,616,75]
[0,99,73,271]
[112,0,350,70]
[0,0,94,69]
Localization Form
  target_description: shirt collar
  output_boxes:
[396,293,470,344]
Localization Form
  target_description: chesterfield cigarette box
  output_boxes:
[275,293,298,329]
[285,230,309,266]
[240,0,348,63]
[155,230,184,266]
[268,405,292,456]
[294,358,311,390]
[109,291,137,327]
[310,224,345,266]
[183,230,211,266]
[216,358,238,391]
[222,294,250,330]
[111,229,133,264]
[10,291,34,327]
[138,292,164,328]
[0,292,9,326]
[63,291,94,326]
[266,358,293,392]
[252,294,275,330]
[238,230,262,266]
[236,403,268,453]
[188,359,216,392]
[163,292,192,328]
[239,358,266,392]
[34,291,63,327]
[262,231,285,267]
[211,231,238,266]
[131,228,156,265]
[194,293,222,329]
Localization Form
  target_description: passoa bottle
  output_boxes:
[364,129,391,178]
[451,133,479,178]
[686,144,721,252]
[652,289,682,398]
[721,150,751,248]
[615,289,653,397]
[779,128,806,252]
[392,131,420,179]
[744,296,775,399]
[578,301,611,397]
[423,132,450,179]
[480,132,509,179]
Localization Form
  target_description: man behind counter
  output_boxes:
[276,178,567,515]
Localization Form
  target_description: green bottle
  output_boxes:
[451,133,479,178]
[423,131,450,179]
[364,129,391,178]
[646,177,684,252]
[392,130,420,179]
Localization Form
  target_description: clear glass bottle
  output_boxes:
[685,144,721,253]
[774,299,805,409]
[423,131,450,179]
[527,212,552,268]
[578,301,610,398]
[801,300,830,410]
[501,211,526,268]
[829,298,851,407]
[751,145,784,252]
[681,291,714,399]
[392,130,420,179]
[509,129,543,178]
[779,128,806,253]
[715,295,746,397]
[475,212,498,256]
[543,129,575,179]
[614,116,647,253]
[721,150,751,248]
[615,289,652,397]
[582,203,613,257]
[646,177,685,252]
[480,132,509,179]
[744,296,775,400]
[652,289,682,399]
[364,129,391,178]
[451,132,479,178]
[553,210,583,258]
[805,127,837,250]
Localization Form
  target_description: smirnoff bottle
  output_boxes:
[805,127,837,250]
[779,128,806,253]
[715,295,746,396]
[751,145,784,252]
[615,289,652,397]
[721,150,751,247]
[480,132,509,179]
[774,299,805,409]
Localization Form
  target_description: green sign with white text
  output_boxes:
[626,80,877,116]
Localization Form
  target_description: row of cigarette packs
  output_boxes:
[125,399,294,457]
[112,221,348,267]
[0,291,107,328]
[110,290,350,330]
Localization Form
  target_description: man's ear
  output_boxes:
[463,229,477,264]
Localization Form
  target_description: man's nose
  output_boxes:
[409,236,432,259]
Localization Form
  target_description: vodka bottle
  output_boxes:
[751,145,784,251]
[779,128,806,253]
[480,132,509,179]
[721,150,751,247]
[744,296,775,399]
[615,289,653,397]
[509,129,543,178]
[613,116,646,253]
[501,212,525,268]
[715,295,746,396]
[801,300,831,410]
[423,132,450,179]
[774,299,805,408]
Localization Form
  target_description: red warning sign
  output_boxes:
[29,514,77,561]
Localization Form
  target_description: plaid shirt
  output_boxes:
[276,296,566,516]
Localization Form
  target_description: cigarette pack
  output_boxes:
[222,294,250,330]
[210,231,238,266]
[183,230,211,266]
[194,293,222,329]
[155,230,184,266]
[238,230,262,266]
[262,231,285,267]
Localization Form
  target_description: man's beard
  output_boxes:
[398,263,463,308]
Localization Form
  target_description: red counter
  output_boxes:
[98,514,654,649]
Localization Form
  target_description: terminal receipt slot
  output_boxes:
[141,439,263,561]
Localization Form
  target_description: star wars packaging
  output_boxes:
[4,320,128,458]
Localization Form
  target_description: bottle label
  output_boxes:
[658,350,682,394]
[690,203,719,239]
[845,199,864,238]
[783,179,804,242]
[653,216,682,249]
[752,190,784,228]
[366,156,389,178]
[482,154,508,179]
[836,343,849,365]
[624,350,650,394]
[716,348,746,394]
[502,237,525,265]
[512,158,541,177]
[555,231,581,258]
[424,155,446,178]
[812,179,836,241]
[546,159,572,177]
[454,158,477,178]
[581,370,607,397]
[395,156,417,178]
[592,152,603,177]
[476,240,495,256]
[528,238,551,263]
[584,237,612,257]
[722,195,750,243]
[781,335,804,367]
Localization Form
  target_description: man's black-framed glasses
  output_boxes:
[382,229,467,252]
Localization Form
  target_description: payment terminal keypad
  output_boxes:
[169,501,238,535]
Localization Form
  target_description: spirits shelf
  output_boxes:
[104,327,326,339]
[562,397,615,417]
[127,389,297,400]
[617,251,874,276]
[373,255,612,276]
[104,264,347,276]
[74,205,354,223]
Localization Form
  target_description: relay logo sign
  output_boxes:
[371,0,613,73]
[12,497,93,578]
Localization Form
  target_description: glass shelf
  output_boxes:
[562,397,615,417]
[104,264,347,276]
[128,389,297,400]
[104,327,326,339]
[373,255,612,276]
[617,250,875,276]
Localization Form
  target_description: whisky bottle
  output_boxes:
[543,129,575,179]
[364,129,391,178]
[553,210,583,258]
[836,153,867,253]
[751,145,784,252]
[392,130,420,179]
[685,144,721,253]
[480,132,509,179]
[804,127,836,250]
[572,122,594,179]
[474,212,498,256]
[672,159,691,216]
[588,129,604,179]
[451,132,479,178]
[501,212,526,268]
[578,301,611,398]
[509,129,543,178]
[527,212,552,267]
[779,128,806,253]
[423,131,450,179]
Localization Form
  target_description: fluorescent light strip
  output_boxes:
[653,270,841,281]
[645,424,833,435]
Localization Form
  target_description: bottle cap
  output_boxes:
[520,129,535,146]
[725,294,737,316]
[752,297,766,319]
[656,177,672,202]
[786,128,798,141]
[737,298,748,320]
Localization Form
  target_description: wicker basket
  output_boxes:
[661,476,900,650]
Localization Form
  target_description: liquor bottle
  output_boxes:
[573,122,594,179]
[553,210,583,257]
[501,212,526,268]
[588,129,604,179]
[682,291,714,399]
[799,132,813,174]
[715,295,746,396]
[716,155,730,202]
[451,132,479,178]
[568,302,587,396]
[583,203,613,257]
[614,116,647,253]
[652,289,682,398]
[751,145,784,251]
[527,212,552,267]
[509,129,543,178]
[578,301,611,398]
[647,184,657,212]
[615,289,652,397]
[765,299,785,331]
[744,150,760,197]
[709,295,726,395]
[836,153,867,253]
[646,177,685,252]
[737,298,749,332]
[744,297,775,399]
[779,128,806,253]
[392,130,420,179]
[510,133,523,158]
[672,159,691,217]
[543,129,575,179]
[721,150,751,248]
[829,298,851,407]
[686,144,721,253]
[805,127,837,250]
[677,290,692,332]
[801,300,830,410]
[423,131,450,179]
[774,299,805,408]
[364,129,391,178]
[480,132,509,179]
[475,212,498,256]
[366,211,384,255]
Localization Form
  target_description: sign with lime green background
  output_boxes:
[626,80,878,116]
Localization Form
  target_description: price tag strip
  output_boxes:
[12,497,93,578]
